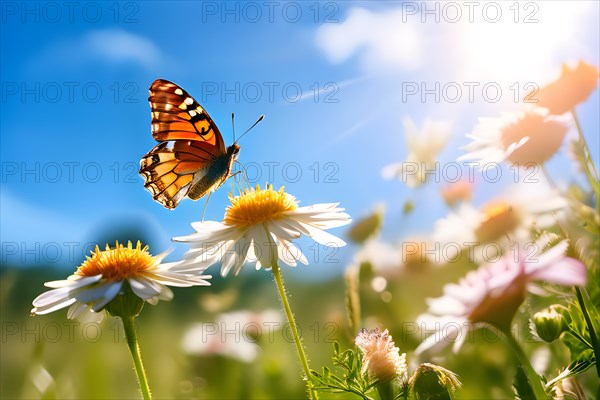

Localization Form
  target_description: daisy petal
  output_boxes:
[529,258,587,286]
[89,282,124,312]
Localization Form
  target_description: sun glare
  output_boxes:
[459,2,590,83]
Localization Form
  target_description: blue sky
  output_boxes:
[1,1,599,279]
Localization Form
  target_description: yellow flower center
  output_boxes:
[223,185,298,228]
[475,202,522,243]
[75,241,157,281]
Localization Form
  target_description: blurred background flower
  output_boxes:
[459,109,570,166]
[440,180,473,208]
[532,60,599,115]
[382,117,452,188]
[182,309,283,363]
[415,240,587,354]
[432,184,567,262]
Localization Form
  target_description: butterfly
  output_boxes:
[139,79,242,209]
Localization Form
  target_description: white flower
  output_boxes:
[173,185,351,276]
[31,241,210,321]
[356,328,408,383]
[181,309,283,363]
[432,184,566,263]
[415,240,587,354]
[382,117,452,188]
[458,109,570,166]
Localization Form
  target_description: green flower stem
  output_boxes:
[271,261,319,400]
[121,316,152,400]
[375,380,394,400]
[499,328,547,399]
[572,109,600,208]
[575,287,600,378]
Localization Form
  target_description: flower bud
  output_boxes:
[409,363,461,400]
[347,206,384,244]
[532,305,568,342]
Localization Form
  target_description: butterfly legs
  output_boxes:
[201,191,213,222]
[200,169,246,221]
[233,160,251,192]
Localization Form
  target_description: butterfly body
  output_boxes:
[187,143,240,200]
[139,79,240,209]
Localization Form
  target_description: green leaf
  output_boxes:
[562,300,596,361]
[545,354,596,388]
[513,365,537,400]
[312,342,376,399]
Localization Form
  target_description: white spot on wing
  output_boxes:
[173,183,191,205]
[185,97,194,105]
[174,88,183,95]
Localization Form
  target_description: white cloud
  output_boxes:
[30,29,163,73]
[83,29,161,69]
[315,7,423,72]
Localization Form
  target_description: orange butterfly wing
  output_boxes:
[139,79,227,209]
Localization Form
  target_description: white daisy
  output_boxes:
[415,240,587,354]
[432,184,566,263]
[382,117,452,188]
[458,109,570,166]
[173,184,351,276]
[31,241,211,321]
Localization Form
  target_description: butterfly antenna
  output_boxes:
[234,114,264,144]
[231,112,236,142]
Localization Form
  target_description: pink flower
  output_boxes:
[415,240,587,354]
[355,328,407,383]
